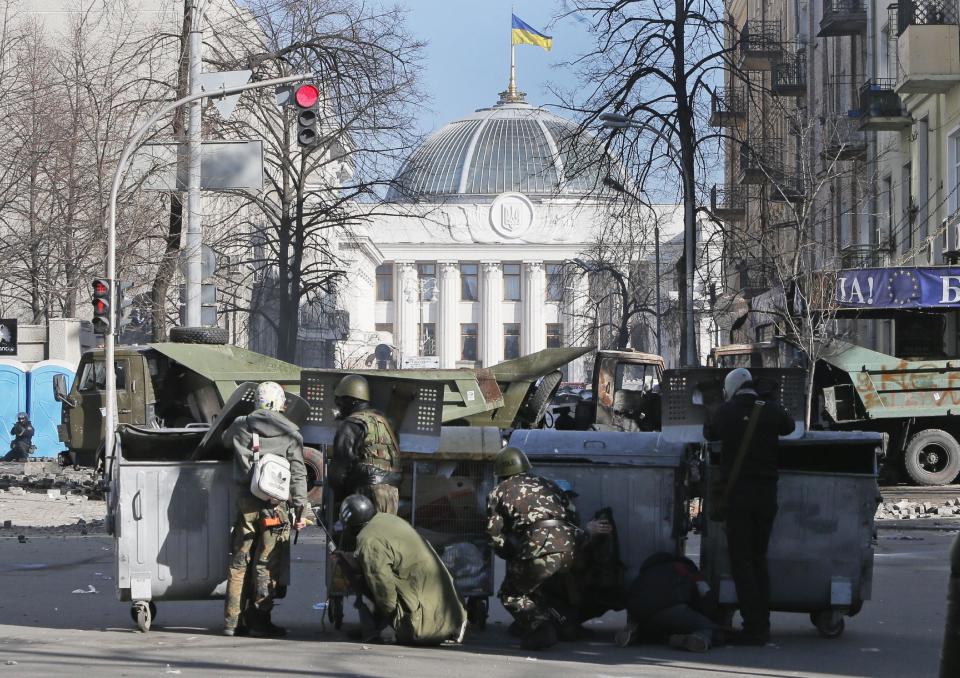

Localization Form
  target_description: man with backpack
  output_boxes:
[221,381,309,638]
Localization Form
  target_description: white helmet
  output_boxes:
[723,368,753,401]
[255,381,286,412]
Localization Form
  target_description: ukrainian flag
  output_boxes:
[512,14,552,51]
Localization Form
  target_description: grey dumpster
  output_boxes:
[659,367,881,638]
[508,429,690,582]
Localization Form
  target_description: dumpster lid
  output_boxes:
[402,426,504,461]
[509,429,686,466]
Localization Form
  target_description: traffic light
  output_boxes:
[117,281,134,332]
[92,278,111,335]
[294,83,320,149]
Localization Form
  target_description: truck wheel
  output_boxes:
[904,429,960,486]
[517,371,563,428]
[168,326,229,345]
[303,447,325,506]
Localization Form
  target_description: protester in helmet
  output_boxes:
[330,375,402,514]
[2,412,33,462]
[704,368,795,646]
[220,381,309,637]
[486,446,580,650]
[335,494,467,646]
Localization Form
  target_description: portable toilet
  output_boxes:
[28,360,75,458]
[0,360,28,454]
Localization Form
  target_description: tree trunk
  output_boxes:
[150,0,191,340]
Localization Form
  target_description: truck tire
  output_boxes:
[904,429,960,486]
[303,447,325,506]
[517,371,563,428]
[168,326,229,345]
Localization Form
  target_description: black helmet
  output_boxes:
[340,494,377,528]
[17,412,27,420]
[494,446,532,479]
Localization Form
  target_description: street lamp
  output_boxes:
[602,176,662,356]
[600,111,698,367]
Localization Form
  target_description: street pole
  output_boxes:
[103,72,313,467]
[184,0,204,327]
[654,221,662,355]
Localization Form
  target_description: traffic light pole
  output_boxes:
[103,72,313,465]
[184,5,204,327]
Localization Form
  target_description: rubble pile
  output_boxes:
[0,461,101,499]
[875,498,960,520]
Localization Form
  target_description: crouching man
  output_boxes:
[336,494,467,645]
[221,381,309,638]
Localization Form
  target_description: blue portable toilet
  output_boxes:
[0,360,28,455]
[28,360,75,458]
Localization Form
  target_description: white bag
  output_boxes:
[248,433,291,503]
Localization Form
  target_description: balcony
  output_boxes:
[818,0,867,37]
[822,113,867,160]
[710,88,747,127]
[736,258,777,298]
[840,244,888,268]
[771,52,807,96]
[896,0,960,93]
[858,79,912,130]
[739,141,779,185]
[711,185,747,220]
[768,174,806,204]
[739,20,781,71]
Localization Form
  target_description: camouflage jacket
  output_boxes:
[486,473,580,560]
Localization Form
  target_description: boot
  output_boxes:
[521,622,558,650]
[615,621,641,648]
[668,633,711,652]
[247,609,286,638]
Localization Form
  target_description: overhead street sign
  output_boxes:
[132,140,264,191]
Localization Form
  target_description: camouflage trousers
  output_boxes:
[224,495,290,629]
[499,550,575,628]
[359,484,399,515]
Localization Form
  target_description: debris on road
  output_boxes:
[71,585,97,594]
[876,497,960,521]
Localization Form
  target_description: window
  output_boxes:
[460,323,478,361]
[545,263,563,301]
[950,131,960,214]
[375,322,394,336]
[417,263,436,301]
[902,162,913,253]
[546,323,563,349]
[418,323,436,356]
[461,263,478,301]
[375,264,393,301]
[615,362,660,394]
[78,360,126,391]
[503,323,520,360]
[882,175,893,248]
[503,263,521,301]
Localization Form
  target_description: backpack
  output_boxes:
[248,430,291,503]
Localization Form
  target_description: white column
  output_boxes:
[563,272,588,382]
[522,261,545,355]
[480,261,503,367]
[394,260,418,362]
[437,261,459,368]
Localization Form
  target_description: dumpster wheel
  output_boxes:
[328,596,344,630]
[131,601,153,633]
[466,596,488,629]
[810,610,844,639]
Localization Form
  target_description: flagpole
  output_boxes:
[501,7,524,103]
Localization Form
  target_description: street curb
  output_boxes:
[877,519,960,532]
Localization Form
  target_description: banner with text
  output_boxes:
[835,267,960,309]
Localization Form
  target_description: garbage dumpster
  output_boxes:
[322,426,502,629]
[111,383,310,632]
[508,429,691,583]
[660,367,882,638]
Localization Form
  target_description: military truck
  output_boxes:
[54,339,588,469]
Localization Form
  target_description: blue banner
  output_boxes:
[836,267,960,309]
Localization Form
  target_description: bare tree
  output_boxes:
[200,0,426,362]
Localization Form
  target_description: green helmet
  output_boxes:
[334,374,370,402]
[494,446,531,478]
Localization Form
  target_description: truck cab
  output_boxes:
[589,350,665,432]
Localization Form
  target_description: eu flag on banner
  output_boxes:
[512,14,552,51]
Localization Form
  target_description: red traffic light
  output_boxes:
[295,84,320,108]
[93,299,108,314]
[93,280,109,296]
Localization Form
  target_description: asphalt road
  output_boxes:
[0,528,954,678]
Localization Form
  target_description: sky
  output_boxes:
[400,0,595,135]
